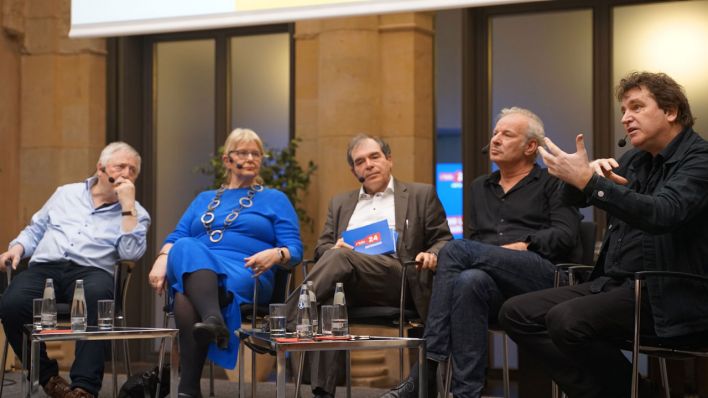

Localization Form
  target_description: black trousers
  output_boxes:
[498,279,654,398]
[0,262,114,395]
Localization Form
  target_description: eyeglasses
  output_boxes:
[107,163,139,177]
[229,150,263,160]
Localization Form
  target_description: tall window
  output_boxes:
[148,27,292,328]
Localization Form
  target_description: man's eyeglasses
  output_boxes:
[107,163,139,177]
[229,150,263,160]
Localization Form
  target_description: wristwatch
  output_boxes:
[121,208,137,217]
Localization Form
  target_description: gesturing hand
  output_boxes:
[538,134,594,190]
[589,158,629,185]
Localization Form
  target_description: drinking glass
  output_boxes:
[32,298,43,331]
[97,299,114,330]
[320,305,335,336]
[269,303,287,337]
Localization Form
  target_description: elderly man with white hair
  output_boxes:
[0,142,150,398]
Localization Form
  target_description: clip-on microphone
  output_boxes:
[101,168,116,184]
[227,157,244,169]
[617,134,628,147]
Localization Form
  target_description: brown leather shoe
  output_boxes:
[65,387,96,398]
[43,375,71,398]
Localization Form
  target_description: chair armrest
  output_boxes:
[553,263,594,287]
[114,260,137,318]
[554,262,586,271]
[300,259,316,280]
[634,270,708,283]
[118,260,137,272]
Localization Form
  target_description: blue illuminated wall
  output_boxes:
[436,163,463,239]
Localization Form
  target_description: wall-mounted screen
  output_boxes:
[70,0,543,38]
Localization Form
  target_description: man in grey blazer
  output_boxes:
[288,134,452,398]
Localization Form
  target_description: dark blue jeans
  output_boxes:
[0,262,114,395]
[424,240,556,398]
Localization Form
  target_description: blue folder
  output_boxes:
[341,219,397,255]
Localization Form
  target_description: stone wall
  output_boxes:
[0,0,106,369]
[294,13,435,249]
[0,0,106,245]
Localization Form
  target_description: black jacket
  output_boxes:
[562,128,708,337]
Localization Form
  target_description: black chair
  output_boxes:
[0,260,135,398]
[238,264,296,398]
[629,271,708,398]
[442,220,597,398]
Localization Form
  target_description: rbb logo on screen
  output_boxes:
[354,232,381,248]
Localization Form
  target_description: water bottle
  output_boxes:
[70,280,87,332]
[307,281,319,334]
[41,278,57,330]
[296,284,313,339]
[332,282,349,336]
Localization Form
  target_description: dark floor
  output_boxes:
[1,370,514,397]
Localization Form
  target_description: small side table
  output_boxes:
[21,325,178,398]
[238,329,426,398]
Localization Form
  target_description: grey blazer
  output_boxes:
[314,178,452,320]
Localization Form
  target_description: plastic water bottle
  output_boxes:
[41,278,57,330]
[296,284,313,339]
[332,282,349,336]
[70,280,87,332]
[307,281,319,334]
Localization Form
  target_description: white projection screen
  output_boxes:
[70,0,543,38]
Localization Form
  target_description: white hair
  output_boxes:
[97,142,141,174]
[497,107,545,144]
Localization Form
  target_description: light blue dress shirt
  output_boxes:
[10,176,150,274]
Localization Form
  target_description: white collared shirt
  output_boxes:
[346,176,396,231]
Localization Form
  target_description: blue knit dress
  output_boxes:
[164,187,303,369]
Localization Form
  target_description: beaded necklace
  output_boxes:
[200,184,264,243]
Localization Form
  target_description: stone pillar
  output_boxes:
[0,0,106,369]
[1,0,106,229]
[0,0,22,243]
[295,12,435,251]
[294,12,435,388]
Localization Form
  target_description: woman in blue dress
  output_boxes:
[148,128,303,398]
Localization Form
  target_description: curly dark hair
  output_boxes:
[616,72,695,128]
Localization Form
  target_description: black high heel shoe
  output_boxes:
[193,316,229,349]
[177,393,203,398]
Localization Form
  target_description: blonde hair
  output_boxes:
[223,128,265,185]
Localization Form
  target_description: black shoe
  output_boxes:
[193,315,229,349]
[380,361,437,398]
[379,378,417,398]
[177,393,203,398]
[312,387,334,398]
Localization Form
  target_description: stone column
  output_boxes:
[0,0,106,369]
[294,12,435,388]
[1,0,106,227]
[295,12,435,252]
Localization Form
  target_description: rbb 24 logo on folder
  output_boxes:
[341,219,397,255]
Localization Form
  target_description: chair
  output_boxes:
[0,260,135,398]
[238,264,296,398]
[441,220,597,398]
[629,271,708,398]
[160,263,296,398]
